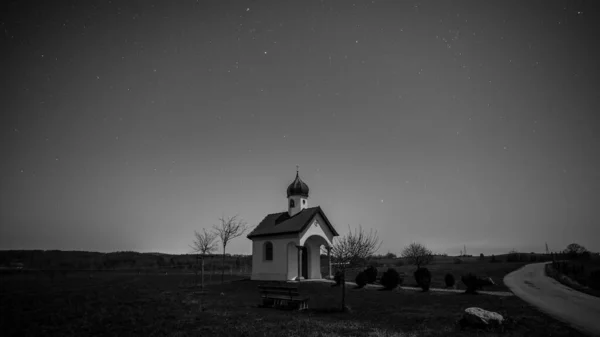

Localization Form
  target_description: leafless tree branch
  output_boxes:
[401,242,433,269]
[213,214,249,251]
[189,228,218,256]
[212,214,249,283]
[331,224,382,270]
[330,224,382,312]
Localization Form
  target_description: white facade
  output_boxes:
[248,170,337,281]
[250,213,335,281]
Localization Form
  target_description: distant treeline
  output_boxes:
[0,250,252,271]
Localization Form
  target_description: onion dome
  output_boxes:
[286,170,309,198]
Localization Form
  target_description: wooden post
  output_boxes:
[327,246,332,279]
[201,255,205,289]
[341,267,346,312]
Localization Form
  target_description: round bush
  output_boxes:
[381,268,401,290]
[414,268,432,291]
[444,273,455,288]
[355,271,368,288]
[334,270,344,286]
[461,273,478,294]
[364,265,378,284]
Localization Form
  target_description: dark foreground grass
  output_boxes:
[0,271,586,336]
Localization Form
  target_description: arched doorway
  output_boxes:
[287,242,309,280]
[302,235,331,279]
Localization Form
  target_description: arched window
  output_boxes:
[264,242,273,261]
[302,199,306,205]
[289,199,295,208]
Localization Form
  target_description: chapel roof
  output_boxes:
[246,206,339,239]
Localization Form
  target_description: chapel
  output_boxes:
[247,169,339,281]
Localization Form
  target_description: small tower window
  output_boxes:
[289,199,295,208]
[264,242,273,261]
[302,199,306,205]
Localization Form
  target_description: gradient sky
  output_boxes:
[1,0,598,256]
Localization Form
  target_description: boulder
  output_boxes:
[462,307,504,328]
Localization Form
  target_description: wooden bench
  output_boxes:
[258,283,309,310]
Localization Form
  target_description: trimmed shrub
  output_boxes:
[461,273,495,294]
[414,268,432,291]
[364,265,378,284]
[394,259,404,267]
[381,268,401,290]
[462,273,479,294]
[453,257,463,264]
[444,273,455,288]
[334,270,344,286]
[355,271,368,288]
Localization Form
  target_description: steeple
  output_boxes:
[286,166,309,198]
[287,167,309,216]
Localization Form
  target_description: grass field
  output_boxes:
[0,263,586,336]
[545,259,600,298]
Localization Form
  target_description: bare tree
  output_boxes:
[564,243,588,260]
[190,228,218,288]
[330,225,382,312]
[213,214,249,284]
[401,242,433,269]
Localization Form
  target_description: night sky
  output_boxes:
[1,0,598,255]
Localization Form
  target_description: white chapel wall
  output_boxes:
[251,236,298,281]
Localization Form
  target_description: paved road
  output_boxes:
[504,262,600,336]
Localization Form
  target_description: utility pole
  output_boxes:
[545,242,549,255]
[464,245,467,257]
